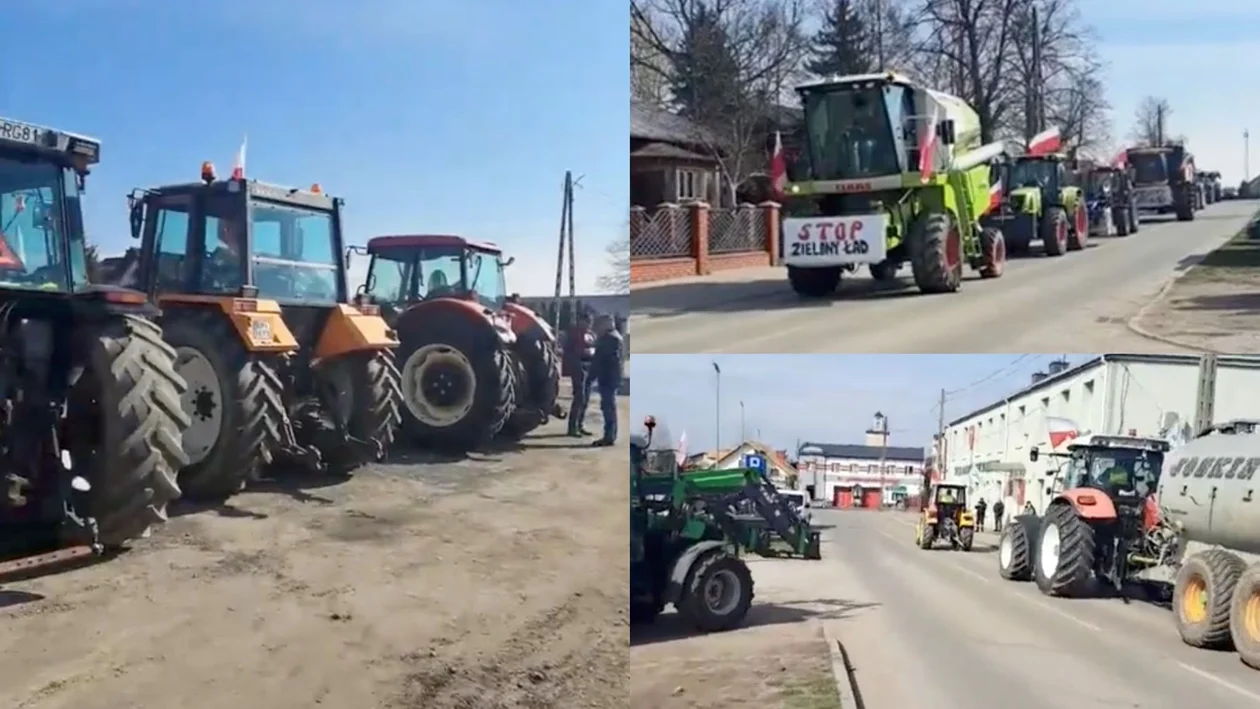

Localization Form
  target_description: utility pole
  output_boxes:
[878,414,889,510]
[1025,4,1044,141]
[712,361,722,453]
[1246,129,1251,183]
[1194,354,1218,436]
[1155,104,1166,148]
[551,171,578,328]
[740,400,746,442]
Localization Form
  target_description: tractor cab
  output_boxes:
[1060,435,1168,500]
[126,164,347,308]
[0,118,102,296]
[360,234,511,314]
[1007,154,1072,201]
[930,482,969,516]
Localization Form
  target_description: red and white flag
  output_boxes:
[231,136,247,180]
[675,430,688,467]
[769,131,787,198]
[1047,417,1080,449]
[918,104,940,183]
[1026,127,1062,157]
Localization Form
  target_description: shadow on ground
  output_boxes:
[630,598,880,647]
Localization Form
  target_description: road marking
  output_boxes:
[1175,661,1260,703]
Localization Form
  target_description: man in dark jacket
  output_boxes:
[564,313,596,437]
[992,499,1006,532]
[590,314,623,446]
[975,497,988,532]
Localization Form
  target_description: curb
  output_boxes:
[821,622,862,708]
[1124,275,1217,353]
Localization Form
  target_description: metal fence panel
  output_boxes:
[630,206,692,259]
[707,205,766,254]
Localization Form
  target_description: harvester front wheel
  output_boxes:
[1040,207,1070,256]
[997,517,1034,581]
[68,315,189,548]
[163,312,286,501]
[397,313,514,451]
[319,349,403,473]
[907,212,963,294]
[502,325,559,439]
[678,549,755,633]
[1174,549,1244,649]
[1033,502,1095,597]
[978,227,1005,278]
[788,266,840,298]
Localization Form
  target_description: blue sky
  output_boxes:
[2,0,627,296]
[1083,1,1258,185]
[630,354,1091,455]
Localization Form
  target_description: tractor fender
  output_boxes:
[313,304,399,359]
[503,301,555,342]
[396,298,516,349]
[157,294,299,353]
[664,540,728,605]
[1054,488,1118,521]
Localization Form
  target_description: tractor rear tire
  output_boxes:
[998,517,1033,581]
[1033,502,1095,597]
[678,549,755,633]
[1174,549,1244,649]
[958,526,975,551]
[978,227,1005,278]
[1041,207,1070,256]
[1129,205,1140,233]
[397,311,514,452]
[1113,207,1131,236]
[788,266,840,297]
[1175,191,1195,221]
[319,349,403,473]
[502,325,560,439]
[70,315,189,548]
[908,211,963,294]
[918,525,935,550]
[162,311,286,501]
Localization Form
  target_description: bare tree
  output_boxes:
[632,0,810,204]
[1129,96,1173,147]
[632,9,671,105]
[597,231,631,293]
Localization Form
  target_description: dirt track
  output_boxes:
[0,396,629,709]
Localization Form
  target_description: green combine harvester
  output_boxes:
[780,71,1009,296]
[630,417,822,632]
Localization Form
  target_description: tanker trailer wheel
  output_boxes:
[788,266,840,298]
[1228,563,1260,670]
[316,349,403,473]
[1040,207,1070,256]
[997,517,1034,581]
[501,325,559,440]
[397,312,514,451]
[1174,549,1244,649]
[907,211,963,294]
[1068,204,1088,251]
[678,549,755,633]
[67,315,189,548]
[1033,502,1095,597]
[163,311,286,501]
[978,226,1005,279]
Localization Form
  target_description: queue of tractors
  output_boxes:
[0,115,565,577]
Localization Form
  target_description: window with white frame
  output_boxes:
[676,168,701,201]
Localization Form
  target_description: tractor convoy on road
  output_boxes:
[777,71,1221,298]
[0,115,567,577]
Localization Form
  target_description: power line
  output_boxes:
[944,355,1033,398]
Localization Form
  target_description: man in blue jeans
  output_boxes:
[590,314,624,446]
[565,313,596,437]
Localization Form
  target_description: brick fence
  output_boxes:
[629,201,780,284]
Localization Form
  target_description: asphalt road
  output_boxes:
[631,201,1259,353]
[795,509,1260,708]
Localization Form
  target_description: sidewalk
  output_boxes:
[631,265,785,318]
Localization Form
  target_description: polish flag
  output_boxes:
[918,104,940,183]
[1026,127,1062,157]
[231,136,247,180]
[769,131,787,198]
[1111,150,1128,168]
[1047,417,1081,449]
[987,180,1004,212]
[675,430,688,467]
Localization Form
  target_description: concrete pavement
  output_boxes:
[751,508,1260,708]
[631,202,1258,353]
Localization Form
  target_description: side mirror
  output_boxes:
[128,199,143,240]
[503,256,516,267]
[1029,447,1039,462]
[937,119,957,146]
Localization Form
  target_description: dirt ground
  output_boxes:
[0,394,629,709]
[629,558,841,709]
[1132,218,1260,352]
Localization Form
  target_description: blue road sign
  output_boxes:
[743,453,767,475]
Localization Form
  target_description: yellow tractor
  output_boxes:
[915,482,976,551]
[114,162,402,500]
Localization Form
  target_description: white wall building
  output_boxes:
[797,413,926,508]
[942,354,1260,521]
[712,441,798,489]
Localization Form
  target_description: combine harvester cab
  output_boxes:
[1125,145,1197,221]
[353,235,561,451]
[631,416,821,632]
[984,128,1089,256]
[1082,164,1139,237]
[120,165,402,499]
[0,118,189,575]
[780,72,1008,297]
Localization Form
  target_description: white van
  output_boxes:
[777,489,811,522]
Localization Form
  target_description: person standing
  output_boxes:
[564,312,596,437]
[992,499,1006,533]
[590,314,623,446]
[975,497,988,532]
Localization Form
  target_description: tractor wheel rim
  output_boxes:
[1038,522,1061,579]
[990,234,1005,269]
[704,569,742,616]
[175,346,224,465]
[1245,592,1260,641]
[401,344,477,427]
[999,533,1013,568]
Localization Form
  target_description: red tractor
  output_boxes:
[354,235,561,451]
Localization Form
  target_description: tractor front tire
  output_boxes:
[788,266,840,297]
[1033,502,1095,597]
[978,227,1005,278]
[70,315,190,548]
[1041,207,1070,257]
[677,549,755,633]
[162,311,286,501]
[1174,549,1244,649]
[908,212,963,294]
[319,349,403,473]
[397,311,514,452]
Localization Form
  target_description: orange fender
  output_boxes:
[1056,488,1117,520]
